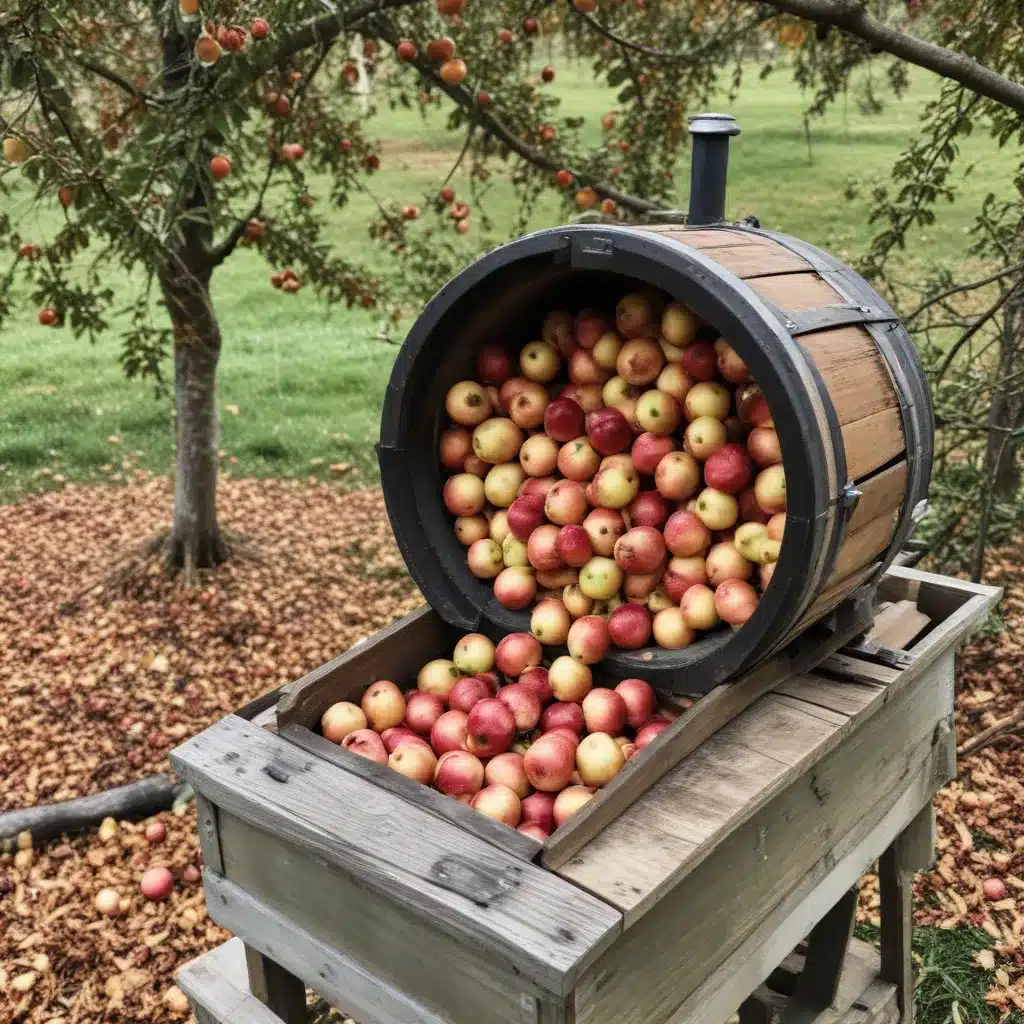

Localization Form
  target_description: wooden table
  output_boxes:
[173,567,999,1024]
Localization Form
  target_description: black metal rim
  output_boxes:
[380,225,837,692]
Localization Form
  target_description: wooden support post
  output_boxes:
[244,943,308,1024]
[878,804,935,1023]
[779,886,858,1024]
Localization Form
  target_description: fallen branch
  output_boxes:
[0,774,186,849]
[957,708,1024,758]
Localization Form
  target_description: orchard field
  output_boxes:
[1,62,1018,502]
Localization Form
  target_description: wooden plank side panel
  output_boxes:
[842,408,905,481]
[847,461,908,536]
[799,326,901,427]
[747,272,844,311]
[214,815,537,1024]
[829,511,900,588]
[638,228,815,278]
[171,716,621,997]
[570,659,954,1024]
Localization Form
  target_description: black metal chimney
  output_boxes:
[687,113,741,226]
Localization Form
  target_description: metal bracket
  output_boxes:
[777,303,898,337]
[842,636,916,669]
[429,856,522,907]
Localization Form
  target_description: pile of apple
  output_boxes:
[438,289,786,651]
[320,631,675,839]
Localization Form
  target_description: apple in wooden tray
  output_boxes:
[318,634,686,837]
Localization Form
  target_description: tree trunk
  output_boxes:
[161,267,227,574]
[988,288,1023,499]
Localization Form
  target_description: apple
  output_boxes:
[453,633,496,676]
[602,375,638,409]
[404,692,445,736]
[575,309,608,349]
[430,710,469,754]
[767,513,786,542]
[342,729,389,764]
[635,391,681,436]
[614,293,651,337]
[446,381,492,426]
[498,683,543,732]
[544,480,587,526]
[434,749,485,795]
[389,743,437,784]
[617,339,664,386]
[543,397,586,442]
[541,701,585,734]
[682,416,726,461]
[141,866,175,902]
[579,556,624,600]
[361,680,405,731]
[631,433,675,476]
[521,791,557,832]
[495,632,542,676]
[663,509,711,558]
[485,752,531,799]
[548,656,593,702]
[520,340,561,383]
[507,494,546,540]
[537,567,578,589]
[444,474,486,516]
[734,522,769,563]
[592,332,623,370]
[475,671,501,696]
[448,676,493,714]
[524,733,577,792]
[736,488,768,526]
[467,538,504,579]
[418,658,462,700]
[627,491,668,530]
[655,451,701,501]
[472,418,522,465]
[684,383,730,423]
[607,602,653,648]
[508,381,550,429]
[636,718,670,749]
[613,527,666,574]
[702,443,752,494]
[715,578,759,626]
[465,699,516,757]
[983,877,1007,901]
[477,342,514,383]
[593,466,640,509]
[624,568,663,602]
[531,599,572,646]
[484,463,526,507]
[706,541,754,586]
[518,822,550,841]
[737,384,773,427]
[747,426,782,468]
[716,342,749,384]
[455,516,489,547]
[440,427,473,470]
[489,510,510,544]
[562,583,595,619]
[542,310,575,355]
[755,465,787,513]
[662,555,708,602]
[502,535,529,568]
[566,615,611,664]
[694,488,739,531]
[679,341,717,382]
[582,688,627,734]
[553,525,592,568]
[556,437,601,482]
[679,583,719,630]
[757,538,782,565]
[569,348,611,386]
[498,376,530,413]
[528,524,565,571]
[546,727,582,751]
[652,607,696,648]
[586,408,633,456]
[615,678,656,729]
[576,733,625,787]
[553,785,597,826]
[647,588,675,612]
[463,455,489,478]
[519,666,553,704]
[321,701,367,743]
[662,302,699,346]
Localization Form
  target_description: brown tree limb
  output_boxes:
[906,260,1024,322]
[77,57,163,105]
[958,707,1024,758]
[755,0,1024,115]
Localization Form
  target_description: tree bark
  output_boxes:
[989,289,1023,498]
[161,266,227,574]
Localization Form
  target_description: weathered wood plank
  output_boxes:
[178,938,290,1024]
[171,716,620,997]
[245,944,308,1024]
[748,273,843,311]
[582,702,953,1024]
[829,512,899,587]
[820,654,899,687]
[842,409,906,482]
[202,875,455,1024]
[566,656,953,1022]
[847,462,908,536]
[774,675,885,719]
[867,600,930,651]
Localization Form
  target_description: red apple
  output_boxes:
[626,491,668,529]
[465,699,516,756]
[361,680,406,731]
[582,509,626,556]
[616,338,664,387]
[582,688,627,734]
[680,340,717,381]
[737,385,773,427]
[440,427,473,470]
[555,525,593,568]
[662,555,708,602]
[528,524,566,571]
[494,566,537,609]
[636,718,670,749]
[448,676,493,714]
[548,656,593,702]
[541,702,585,734]
[553,785,597,826]
[495,632,543,677]
[443,474,486,516]
[586,407,632,456]
[342,729,388,764]
[715,579,759,626]
[389,743,437,784]
[434,750,485,795]
[521,791,556,832]
[476,342,513,383]
[430,710,469,755]
[569,348,610,386]
[536,567,578,589]
[737,488,769,526]
[613,526,666,574]
[524,733,577,791]
[566,615,611,665]
[474,671,501,696]
[381,727,429,754]
[655,451,701,501]
[519,666,553,705]
[508,381,549,429]
[485,752,531,799]
[631,433,676,475]
[562,382,604,414]
[576,733,625,786]
[543,310,576,356]
[624,570,663,603]
[547,726,582,749]
[748,426,782,468]
[321,701,367,743]
[615,678,656,729]
[404,692,445,735]
[574,309,608,349]
[706,542,753,586]
[704,443,753,494]
[557,437,601,481]
[607,602,653,649]
[544,397,586,442]
[545,480,588,525]
[497,683,543,732]
[519,476,557,500]
[663,509,711,557]
[141,867,174,902]
[518,823,550,841]
[716,341,749,384]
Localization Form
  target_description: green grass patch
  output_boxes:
[1,61,1018,501]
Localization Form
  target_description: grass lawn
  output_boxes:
[1,61,1018,500]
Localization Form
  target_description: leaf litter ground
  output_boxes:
[1,480,1022,1022]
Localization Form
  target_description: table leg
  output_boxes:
[777,887,858,1024]
[878,804,936,1023]
[245,942,309,1023]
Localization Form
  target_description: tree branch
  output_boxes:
[756,0,1024,115]
[906,259,1024,322]
[78,58,163,105]
[934,283,1019,384]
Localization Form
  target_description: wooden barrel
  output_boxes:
[379,224,932,692]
